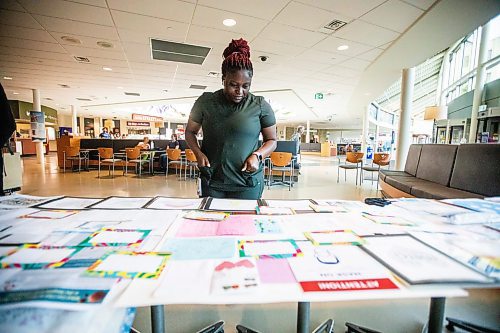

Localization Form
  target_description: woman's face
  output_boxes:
[223,69,252,104]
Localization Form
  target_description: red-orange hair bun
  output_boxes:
[221,38,253,77]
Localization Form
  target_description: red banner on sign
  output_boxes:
[300,278,398,292]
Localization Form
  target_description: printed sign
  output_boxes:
[30,111,46,142]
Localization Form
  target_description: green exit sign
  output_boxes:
[314,93,323,100]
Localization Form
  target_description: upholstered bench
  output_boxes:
[379,143,500,199]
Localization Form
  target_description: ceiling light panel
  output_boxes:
[151,39,211,65]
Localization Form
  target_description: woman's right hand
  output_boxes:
[196,152,210,168]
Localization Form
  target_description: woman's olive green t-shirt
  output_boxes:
[189,89,276,191]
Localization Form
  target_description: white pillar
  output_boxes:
[32,89,45,165]
[469,22,491,143]
[71,105,78,135]
[305,120,311,143]
[396,68,415,170]
[361,105,370,156]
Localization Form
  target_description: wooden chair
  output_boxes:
[184,149,198,180]
[97,147,122,178]
[361,152,391,186]
[63,146,86,173]
[123,147,148,176]
[337,152,364,185]
[268,152,294,191]
[165,148,183,178]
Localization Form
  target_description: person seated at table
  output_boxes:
[168,133,180,149]
[160,134,180,170]
[99,127,111,139]
[136,137,150,150]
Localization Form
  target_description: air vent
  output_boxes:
[189,84,207,90]
[207,71,220,78]
[74,56,90,63]
[322,19,347,32]
[97,41,114,49]
[61,36,82,44]
[124,92,140,96]
[151,39,211,65]
[58,84,71,88]
[76,98,92,101]
[44,97,53,101]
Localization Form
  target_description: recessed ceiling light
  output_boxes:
[223,18,236,27]
[166,26,173,31]
[97,41,114,48]
[13,92,19,95]
[60,36,82,44]
[102,66,112,71]
[3,76,12,80]
[337,45,349,51]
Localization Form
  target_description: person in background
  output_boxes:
[99,127,111,139]
[121,133,128,139]
[168,133,180,149]
[136,136,150,150]
[113,132,120,139]
[0,83,16,196]
[160,133,180,170]
[291,125,304,153]
[345,143,354,153]
[185,38,277,199]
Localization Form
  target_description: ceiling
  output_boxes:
[0,0,498,129]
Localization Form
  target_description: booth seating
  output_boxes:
[379,144,500,199]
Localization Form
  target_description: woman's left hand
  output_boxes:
[241,155,260,173]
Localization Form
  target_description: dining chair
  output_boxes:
[165,148,183,178]
[184,149,198,180]
[123,147,148,176]
[268,152,294,191]
[63,146,85,173]
[361,152,391,186]
[337,152,364,185]
[97,147,122,178]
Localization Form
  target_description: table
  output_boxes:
[0,196,497,333]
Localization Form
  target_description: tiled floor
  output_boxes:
[16,153,500,333]
[19,153,380,200]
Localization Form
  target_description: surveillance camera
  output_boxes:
[259,56,268,62]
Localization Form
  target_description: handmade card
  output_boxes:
[0,245,78,269]
[288,245,399,292]
[37,197,103,210]
[85,251,170,279]
[206,198,258,212]
[19,210,80,220]
[183,210,228,221]
[210,259,259,294]
[238,239,302,259]
[90,197,152,210]
[256,206,295,215]
[361,235,492,284]
[78,228,151,247]
[160,238,236,260]
[146,197,203,210]
[304,230,364,246]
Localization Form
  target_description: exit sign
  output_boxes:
[315,93,323,100]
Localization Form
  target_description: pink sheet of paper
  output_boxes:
[176,220,219,237]
[256,258,296,283]
[217,215,257,236]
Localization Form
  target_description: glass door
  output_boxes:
[436,127,447,143]
[449,126,464,144]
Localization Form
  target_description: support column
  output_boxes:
[71,105,78,135]
[396,68,415,170]
[305,120,311,144]
[32,89,45,165]
[469,22,491,143]
[361,105,370,157]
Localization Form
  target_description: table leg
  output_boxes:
[151,305,165,333]
[428,297,446,333]
[297,301,310,333]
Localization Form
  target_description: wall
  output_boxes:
[484,77,500,108]
[57,114,72,127]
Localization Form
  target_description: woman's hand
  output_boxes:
[241,154,260,173]
[196,152,211,168]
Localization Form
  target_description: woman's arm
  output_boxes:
[185,118,210,167]
[242,125,277,172]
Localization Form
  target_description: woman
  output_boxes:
[136,137,150,150]
[185,38,277,199]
